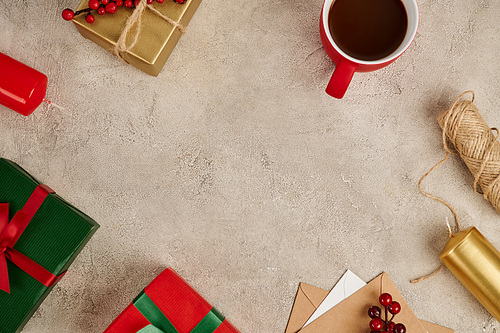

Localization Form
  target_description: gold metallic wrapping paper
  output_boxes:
[72,0,202,76]
[439,227,500,321]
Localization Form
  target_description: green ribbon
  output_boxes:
[134,291,225,333]
[190,307,225,333]
[138,325,166,333]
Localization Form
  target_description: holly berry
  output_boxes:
[62,0,188,24]
[370,318,384,331]
[368,306,382,318]
[88,0,100,9]
[62,8,75,20]
[379,293,392,307]
[85,14,95,23]
[105,2,117,13]
[393,324,406,333]
[388,301,401,314]
[368,293,405,332]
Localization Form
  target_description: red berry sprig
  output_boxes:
[368,293,406,333]
[62,0,187,23]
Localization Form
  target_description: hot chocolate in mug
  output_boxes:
[320,0,419,98]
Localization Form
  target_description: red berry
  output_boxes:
[379,293,392,307]
[62,8,75,20]
[134,0,140,6]
[387,322,396,333]
[388,301,401,314]
[101,0,109,4]
[85,14,95,23]
[147,0,154,3]
[156,0,165,2]
[116,0,123,5]
[394,324,406,333]
[174,0,187,3]
[124,0,133,7]
[105,2,117,13]
[88,0,100,9]
[368,306,381,318]
[97,6,106,14]
[370,318,384,331]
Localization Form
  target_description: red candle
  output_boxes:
[0,52,48,116]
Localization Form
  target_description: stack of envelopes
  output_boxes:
[286,271,454,333]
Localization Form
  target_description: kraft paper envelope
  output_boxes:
[285,273,454,333]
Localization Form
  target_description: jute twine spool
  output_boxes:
[437,91,500,212]
[113,0,186,63]
[411,91,499,283]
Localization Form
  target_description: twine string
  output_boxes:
[476,128,499,196]
[410,92,481,284]
[148,5,186,33]
[113,0,186,63]
[417,151,462,236]
[43,98,66,111]
[441,91,474,153]
[411,152,456,284]
[379,272,385,295]
[410,265,444,284]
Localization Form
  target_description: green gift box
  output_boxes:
[0,158,99,333]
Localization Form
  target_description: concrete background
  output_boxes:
[1,0,499,331]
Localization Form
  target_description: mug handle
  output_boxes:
[326,60,358,99]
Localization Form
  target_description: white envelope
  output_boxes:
[303,270,366,328]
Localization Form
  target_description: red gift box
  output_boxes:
[104,268,240,333]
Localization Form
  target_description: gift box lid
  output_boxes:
[0,158,99,333]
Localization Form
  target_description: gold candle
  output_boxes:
[440,226,500,321]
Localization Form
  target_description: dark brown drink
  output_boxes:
[328,0,408,61]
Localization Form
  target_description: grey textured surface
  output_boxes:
[1,0,500,332]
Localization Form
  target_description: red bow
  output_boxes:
[0,185,66,293]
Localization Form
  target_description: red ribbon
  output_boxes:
[0,185,66,293]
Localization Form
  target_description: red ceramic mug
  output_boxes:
[320,0,419,98]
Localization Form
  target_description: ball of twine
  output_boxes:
[411,91,499,284]
[437,91,500,213]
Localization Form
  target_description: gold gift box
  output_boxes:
[72,0,202,76]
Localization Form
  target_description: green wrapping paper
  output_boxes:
[0,158,99,333]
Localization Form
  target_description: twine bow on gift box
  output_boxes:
[0,185,66,293]
[134,290,225,333]
[113,0,186,63]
